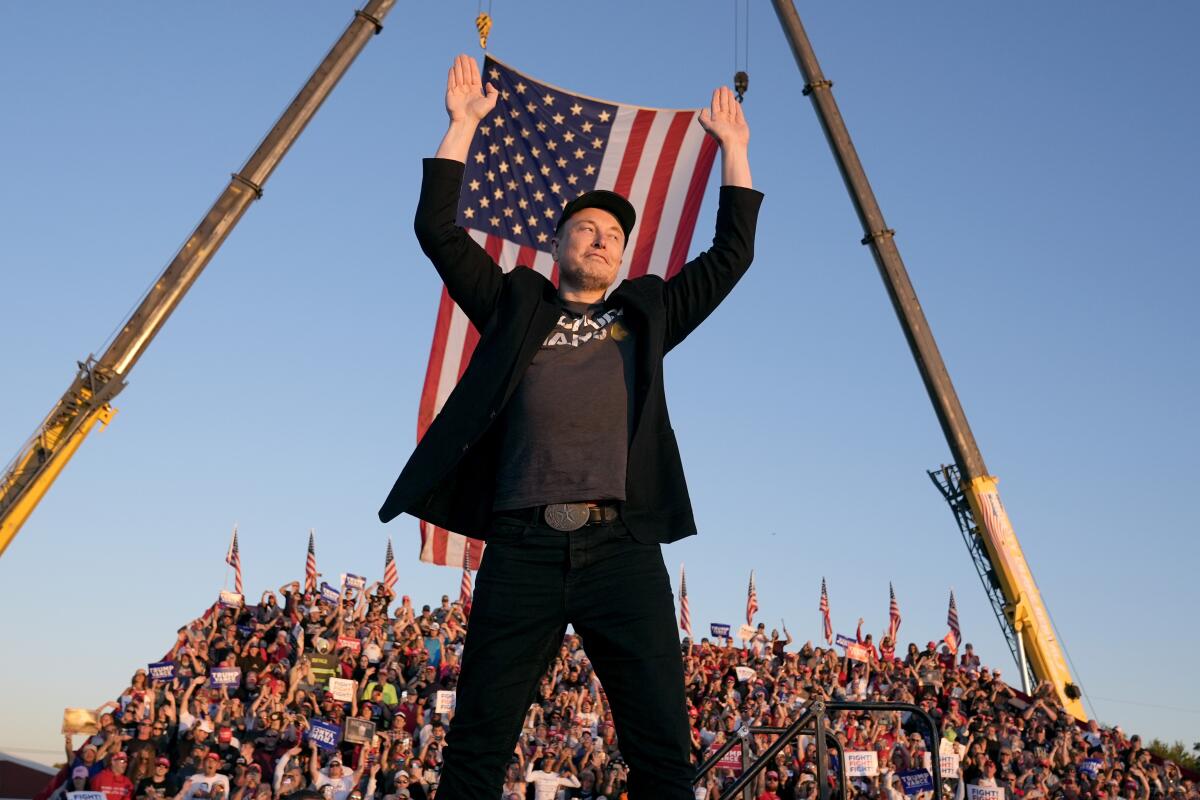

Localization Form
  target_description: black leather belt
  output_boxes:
[499,501,620,532]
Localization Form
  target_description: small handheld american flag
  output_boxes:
[459,542,474,613]
[305,530,318,593]
[944,589,961,654]
[225,526,243,596]
[383,538,398,596]
[679,564,692,639]
[745,570,758,626]
[819,577,832,645]
[888,581,902,644]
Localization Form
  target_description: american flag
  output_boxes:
[887,582,902,644]
[679,564,692,639]
[745,570,758,626]
[819,577,833,645]
[304,530,318,593]
[416,55,720,566]
[458,541,474,613]
[944,589,961,654]
[382,538,398,596]
[225,526,242,596]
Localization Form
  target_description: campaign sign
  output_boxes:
[328,677,356,703]
[707,743,743,774]
[846,643,871,663]
[898,770,934,795]
[343,573,366,591]
[147,661,176,683]
[209,666,242,689]
[336,636,362,654]
[737,624,756,641]
[967,787,1004,800]
[62,708,99,735]
[923,752,960,777]
[344,717,376,745]
[68,792,107,800]
[320,582,341,604]
[710,623,731,639]
[219,590,243,608]
[435,690,457,715]
[1079,759,1103,778]
[835,633,856,649]
[844,751,879,777]
[734,666,756,683]
[307,719,342,751]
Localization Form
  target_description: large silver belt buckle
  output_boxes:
[544,503,590,532]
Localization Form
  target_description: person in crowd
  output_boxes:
[179,753,232,800]
[90,751,135,800]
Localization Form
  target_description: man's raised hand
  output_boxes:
[698,86,750,151]
[698,86,752,188]
[436,54,499,162]
[445,53,498,125]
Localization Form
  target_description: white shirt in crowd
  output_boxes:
[314,771,356,800]
[524,765,580,800]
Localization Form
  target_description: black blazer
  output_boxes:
[378,158,763,544]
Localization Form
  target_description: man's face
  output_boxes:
[552,208,625,293]
[113,756,128,774]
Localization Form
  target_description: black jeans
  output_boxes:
[436,514,693,799]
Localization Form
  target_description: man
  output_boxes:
[136,757,178,798]
[307,745,361,800]
[90,752,135,800]
[378,54,759,798]
[430,595,452,624]
[186,753,233,799]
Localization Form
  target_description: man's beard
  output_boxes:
[560,260,615,292]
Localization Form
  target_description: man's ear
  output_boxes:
[549,237,559,261]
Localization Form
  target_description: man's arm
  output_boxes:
[663,86,761,352]
[415,55,508,329]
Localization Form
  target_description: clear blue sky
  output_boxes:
[2,2,1197,766]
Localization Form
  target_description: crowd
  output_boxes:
[47,577,1197,800]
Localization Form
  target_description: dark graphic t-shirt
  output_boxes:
[493,299,636,510]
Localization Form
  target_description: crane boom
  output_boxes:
[770,0,1085,718]
[0,0,396,558]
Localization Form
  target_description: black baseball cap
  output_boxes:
[555,190,636,242]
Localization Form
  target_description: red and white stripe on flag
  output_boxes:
[415,57,719,566]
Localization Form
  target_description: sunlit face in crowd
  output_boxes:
[552,208,626,293]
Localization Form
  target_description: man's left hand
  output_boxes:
[698,86,750,151]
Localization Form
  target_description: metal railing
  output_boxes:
[694,700,943,800]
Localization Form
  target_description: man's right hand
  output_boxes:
[444,53,498,125]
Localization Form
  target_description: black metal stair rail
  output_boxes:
[693,700,943,800]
